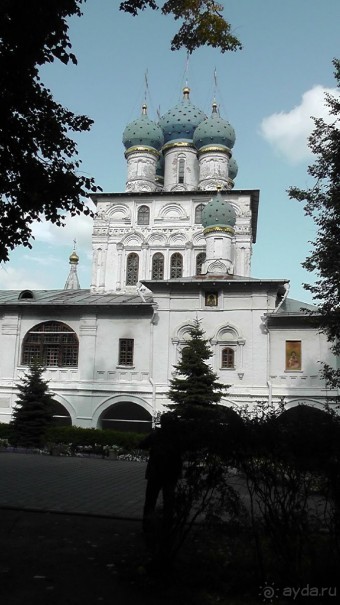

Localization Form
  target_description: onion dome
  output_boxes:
[228,156,238,181]
[202,192,236,230]
[159,87,207,144]
[193,102,236,150]
[123,104,164,151]
[69,250,79,264]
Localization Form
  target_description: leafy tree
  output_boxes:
[0,0,100,263]
[288,58,340,389]
[0,1,240,263]
[120,1,242,53]
[11,363,55,448]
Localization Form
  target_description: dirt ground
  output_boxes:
[0,509,169,605]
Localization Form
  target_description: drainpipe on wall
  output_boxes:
[267,380,272,406]
[149,303,159,428]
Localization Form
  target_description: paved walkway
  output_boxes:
[0,452,147,518]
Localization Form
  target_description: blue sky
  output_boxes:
[0,0,339,303]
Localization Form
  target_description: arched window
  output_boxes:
[170,252,183,278]
[178,157,185,184]
[195,204,205,224]
[137,205,150,225]
[221,347,235,369]
[152,253,164,279]
[18,290,34,300]
[21,321,78,367]
[126,253,139,285]
[196,252,206,275]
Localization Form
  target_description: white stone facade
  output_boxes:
[0,88,337,430]
[90,189,256,293]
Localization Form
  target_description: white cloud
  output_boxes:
[31,201,96,250]
[0,266,47,290]
[260,86,339,163]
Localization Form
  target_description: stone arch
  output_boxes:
[168,232,188,246]
[147,232,167,246]
[21,321,79,367]
[158,203,187,220]
[214,323,241,342]
[120,231,144,246]
[93,394,153,433]
[228,201,240,217]
[50,393,76,426]
[172,322,195,342]
[192,232,205,246]
[18,289,34,300]
[282,399,329,413]
[106,204,131,221]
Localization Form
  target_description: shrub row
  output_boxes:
[0,423,145,452]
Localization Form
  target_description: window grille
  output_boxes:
[178,157,185,184]
[21,321,78,367]
[152,253,164,279]
[196,252,206,275]
[126,253,139,285]
[195,204,205,224]
[221,347,235,369]
[137,205,150,225]
[170,253,183,278]
[119,339,134,366]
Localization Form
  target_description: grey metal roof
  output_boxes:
[277,298,317,315]
[142,275,289,287]
[0,289,153,307]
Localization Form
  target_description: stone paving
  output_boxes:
[0,452,147,518]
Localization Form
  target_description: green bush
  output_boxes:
[0,422,14,440]
[45,425,145,451]
[0,422,146,452]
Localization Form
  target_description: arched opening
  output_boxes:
[196,252,206,275]
[98,402,152,433]
[18,290,34,300]
[178,157,185,184]
[221,347,235,369]
[152,252,164,279]
[137,205,150,225]
[21,321,78,367]
[126,253,139,285]
[170,252,183,278]
[195,204,205,224]
[50,400,72,426]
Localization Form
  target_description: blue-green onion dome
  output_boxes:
[159,87,207,144]
[123,104,164,151]
[202,192,236,230]
[193,102,236,150]
[229,156,238,181]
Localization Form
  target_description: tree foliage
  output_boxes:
[288,59,340,387]
[0,0,102,262]
[168,318,227,416]
[0,1,240,263]
[11,363,55,448]
[120,0,242,53]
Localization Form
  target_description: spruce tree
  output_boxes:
[11,363,55,448]
[168,318,228,419]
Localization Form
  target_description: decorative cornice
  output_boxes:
[203,225,235,236]
[198,145,231,157]
[162,141,196,152]
[124,146,160,158]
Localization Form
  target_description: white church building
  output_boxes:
[0,88,336,431]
